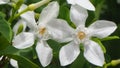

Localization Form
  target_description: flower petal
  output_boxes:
[84,40,105,66]
[12,32,34,49]
[88,20,117,38]
[36,40,52,67]
[70,5,88,27]
[59,41,80,66]
[76,0,95,11]
[19,4,37,31]
[13,19,26,36]
[67,0,76,5]
[38,1,59,24]
[0,0,9,4]
[47,19,74,42]
[10,59,18,68]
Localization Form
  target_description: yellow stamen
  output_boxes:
[39,27,46,35]
[77,31,86,40]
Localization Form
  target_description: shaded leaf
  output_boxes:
[0,12,12,42]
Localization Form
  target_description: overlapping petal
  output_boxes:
[36,40,53,67]
[70,5,88,27]
[88,20,117,38]
[19,4,37,31]
[47,19,74,42]
[67,0,76,5]
[84,40,105,66]
[12,32,35,49]
[76,0,95,11]
[38,1,59,24]
[67,0,95,11]
[59,41,80,66]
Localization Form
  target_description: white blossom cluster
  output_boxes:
[0,0,117,68]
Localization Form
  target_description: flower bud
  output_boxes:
[28,0,51,11]
[16,24,24,35]
[111,59,120,66]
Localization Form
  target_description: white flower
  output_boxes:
[67,0,95,11]
[59,5,117,66]
[15,1,72,67]
[12,19,35,49]
[11,18,35,67]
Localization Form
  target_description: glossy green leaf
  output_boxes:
[0,12,12,42]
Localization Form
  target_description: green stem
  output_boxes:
[104,63,112,68]
[14,8,29,20]
[8,7,29,24]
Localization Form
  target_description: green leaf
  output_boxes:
[58,4,76,28]
[70,52,86,68]
[92,38,106,53]
[0,12,12,42]
[0,35,10,50]
[10,55,39,68]
[0,45,39,68]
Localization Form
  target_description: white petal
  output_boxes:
[36,40,52,67]
[10,59,18,68]
[0,56,3,60]
[59,41,80,66]
[0,0,9,4]
[19,4,37,31]
[47,19,74,42]
[67,0,76,5]
[70,5,88,27]
[12,32,35,49]
[76,0,95,11]
[13,19,26,36]
[84,40,105,66]
[88,20,117,38]
[38,1,59,24]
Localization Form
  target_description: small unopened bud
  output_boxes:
[28,0,51,11]
[16,24,24,35]
[111,59,120,66]
[35,13,40,19]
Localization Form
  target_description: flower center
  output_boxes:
[39,27,46,35]
[77,31,86,40]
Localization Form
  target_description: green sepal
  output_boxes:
[100,36,119,41]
